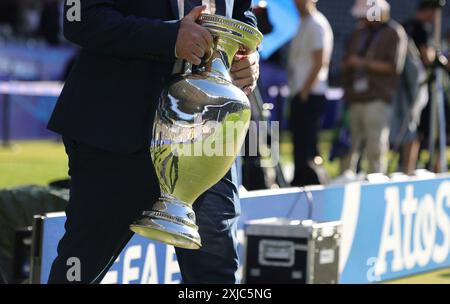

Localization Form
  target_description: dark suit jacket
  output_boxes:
[48,0,256,154]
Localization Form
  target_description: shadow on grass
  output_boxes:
[438,271,450,278]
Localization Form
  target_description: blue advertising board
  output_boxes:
[38,175,450,284]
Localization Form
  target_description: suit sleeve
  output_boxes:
[232,0,257,27]
[63,0,180,61]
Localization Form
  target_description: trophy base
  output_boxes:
[130,198,201,250]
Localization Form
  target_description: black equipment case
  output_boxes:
[244,218,342,284]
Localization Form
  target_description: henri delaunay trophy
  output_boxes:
[130,10,263,250]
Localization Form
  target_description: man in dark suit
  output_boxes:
[47,0,259,283]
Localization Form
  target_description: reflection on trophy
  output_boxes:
[129,14,263,249]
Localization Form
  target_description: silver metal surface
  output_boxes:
[130,14,263,249]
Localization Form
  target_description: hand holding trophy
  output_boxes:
[130,7,263,249]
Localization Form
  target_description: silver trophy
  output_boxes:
[130,14,263,249]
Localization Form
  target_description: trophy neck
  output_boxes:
[200,37,240,82]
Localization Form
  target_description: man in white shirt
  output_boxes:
[287,0,333,186]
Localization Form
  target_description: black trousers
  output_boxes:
[48,137,240,284]
[290,94,326,186]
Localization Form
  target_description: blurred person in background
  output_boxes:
[287,0,334,186]
[392,0,441,175]
[0,0,62,44]
[342,0,408,174]
[17,0,42,39]
[390,40,428,175]
[404,1,447,172]
[402,0,439,174]
[403,0,439,67]
[442,30,450,151]
[0,0,20,38]
[444,30,450,56]
[444,31,450,72]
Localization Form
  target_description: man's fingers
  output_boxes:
[177,8,213,65]
[244,85,256,96]
[231,57,255,72]
[232,67,253,79]
[233,54,255,62]
[200,27,214,49]
[191,44,205,58]
[193,32,208,50]
[232,63,259,79]
[230,52,259,95]
[187,54,202,65]
[233,76,253,88]
[185,5,206,21]
[232,53,257,63]
[189,24,212,53]
[230,60,251,72]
